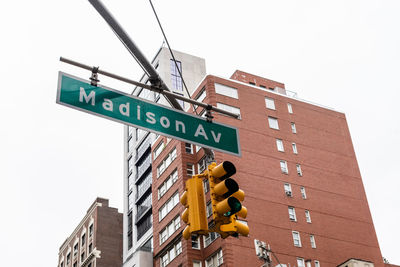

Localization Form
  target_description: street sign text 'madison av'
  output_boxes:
[56,72,241,156]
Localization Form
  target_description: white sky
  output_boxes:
[1,0,399,266]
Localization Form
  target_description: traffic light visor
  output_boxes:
[212,161,236,180]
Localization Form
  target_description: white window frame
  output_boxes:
[191,236,201,250]
[310,234,317,248]
[291,122,297,133]
[215,83,238,99]
[288,206,297,221]
[265,97,276,110]
[284,183,292,196]
[288,103,293,113]
[280,160,288,174]
[193,260,202,267]
[159,216,180,245]
[300,187,307,199]
[292,231,302,247]
[216,103,241,117]
[297,258,305,267]
[315,261,320,267]
[268,117,279,130]
[187,163,195,177]
[185,143,193,154]
[276,139,284,152]
[292,143,298,154]
[305,210,311,223]
[198,157,207,174]
[157,147,177,178]
[158,169,178,199]
[159,191,179,221]
[153,141,164,159]
[296,164,302,176]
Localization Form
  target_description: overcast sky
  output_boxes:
[1,0,399,266]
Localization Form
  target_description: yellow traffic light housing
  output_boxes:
[180,175,208,240]
[208,161,249,238]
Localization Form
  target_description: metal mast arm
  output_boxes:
[88,0,183,110]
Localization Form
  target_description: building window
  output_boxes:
[215,83,238,99]
[137,172,152,199]
[128,136,135,153]
[154,141,164,159]
[291,122,297,133]
[310,234,317,248]
[292,143,298,154]
[157,147,177,177]
[192,236,201,249]
[66,253,71,265]
[81,233,86,246]
[159,216,181,245]
[170,59,183,91]
[158,169,178,199]
[292,231,302,247]
[159,191,180,221]
[73,262,77,267]
[203,178,210,193]
[196,87,207,102]
[284,183,292,197]
[280,160,288,174]
[137,214,152,241]
[216,103,241,117]
[288,103,293,113]
[73,242,78,256]
[193,260,202,267]
[305,210,311,223]
[185,143,193,154]
[288,206,297,221]
[198,157,207,174]
[128,192,134,211]
[300,187,307,199]
[89,224,93,237]
[315,261,320,267]
[296,164,302,176]
[204,231,219,247]
[88,243,93,253]
[276,139,284,152]
[60,261,64,267]
[81,252,85,262]
[297,258,305,267]
[187,163,195,177]
[205,249,223,267]
[268,117,279,130]
[206,201,213,217]
[160,240,182,266]
[265,97,275,110]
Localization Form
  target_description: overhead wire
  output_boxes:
[148,0,199,115]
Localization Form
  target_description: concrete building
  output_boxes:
[122,46,206,267]
[123,48,384,267]
[58,197,123,267]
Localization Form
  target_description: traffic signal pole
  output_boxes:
[88,0,183,110]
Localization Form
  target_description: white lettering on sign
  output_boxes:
[175,121,185,134]
[76,90,223,145]
[160,116,170,128]
[119,103,130,117]
[211,131,221,143]
[79,87,95,106]
[194,124,208,140]
[146,112,156,124]
[103,99,113,111]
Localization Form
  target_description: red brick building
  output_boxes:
[150,70,383,267]
[58,198,123,267]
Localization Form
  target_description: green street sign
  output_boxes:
[57,72,241,156]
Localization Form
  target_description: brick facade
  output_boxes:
[150,71,383,267]
[58,198,123,267]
